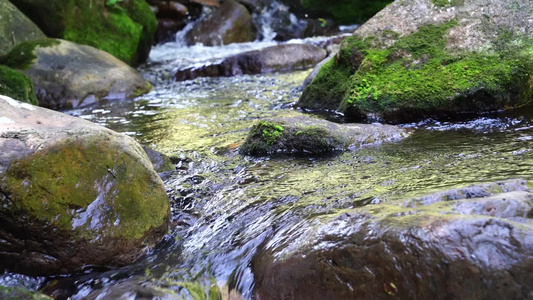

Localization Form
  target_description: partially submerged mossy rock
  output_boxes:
[185,0,256,46]
[0,65,38,105]
[0,285,52,300]
[9,0,156,65]
[298,0,533,123]
[2,38,152,109]
[0,95,169,276]
[253,179,533,299]
[240,115,407,156]
[0,0,45,56]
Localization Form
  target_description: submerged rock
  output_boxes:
[298,0,533,123]
[9,0,156,65]
[239,115,407,156]
[175,43,327,81]
[0,95,170,276]
[253,179,533,299]
[0,0,45,56]
[142,145,176,173]
[0,65,38,105]
[1,39,152,109]
[185,0,256,46]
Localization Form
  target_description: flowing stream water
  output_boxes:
[2,29,533,300]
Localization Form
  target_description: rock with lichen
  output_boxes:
[1,38,152,109]
[0,95,170,276]
[9,0,156,66]
[298,0,533,123]
[0,0,45,56]
[239,115,408,156]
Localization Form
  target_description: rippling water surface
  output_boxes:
[3,40,532,299]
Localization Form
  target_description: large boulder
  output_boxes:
[298,0,533,123]
[0,0,45,56]
[239,115,408,156]
[185,0,256,46]
[9,0,157,65]
[253,179,533,299]
[0,95,170,276]
[175,43,327,81]
[0,65,37,105]
[1,39,152,109]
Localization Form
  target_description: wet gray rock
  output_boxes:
[253,179,533,299]
[0,0,45,56]
[0,95,170,276]
[239,115,408,156]
[142,145,176,173]
[175,43,327,81]
[2,39,152,109]
[185,0,256,46]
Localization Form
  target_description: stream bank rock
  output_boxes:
[175,43,327,81]
[0,0,45,56]
[185,0,256,46]
[298,0,533,123]
[1,39,152,109]
[253,179,533,299]
[0,285,51,300]
[240,115,407,156]
[0,65,38,105]
[9,0,157,65]
[0,95,170,276]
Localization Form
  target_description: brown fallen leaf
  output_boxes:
[383,282,398,296]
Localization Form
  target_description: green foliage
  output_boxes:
[1,38,60,70]
[0,65,38,105]
[106,0,124,7]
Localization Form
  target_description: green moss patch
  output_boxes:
[0,65,38,105]
[302,21,533,123]
[0,286,51,300]
[3,135,169,240]
[1,38,60,70]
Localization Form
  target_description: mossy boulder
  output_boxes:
[298,0,533,123]
[9,0,156,65]
[0,0,45,57]
[1,38,152,109]
[253,179,533,299]
[0,285,52,300]
[239,115,408,156]
[0,95,170,276]
[185,0,256,46]
[0,65,38,105]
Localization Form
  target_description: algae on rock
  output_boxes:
[298,0,533,123]
[9,0,156,65]
[0,65,38,105]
